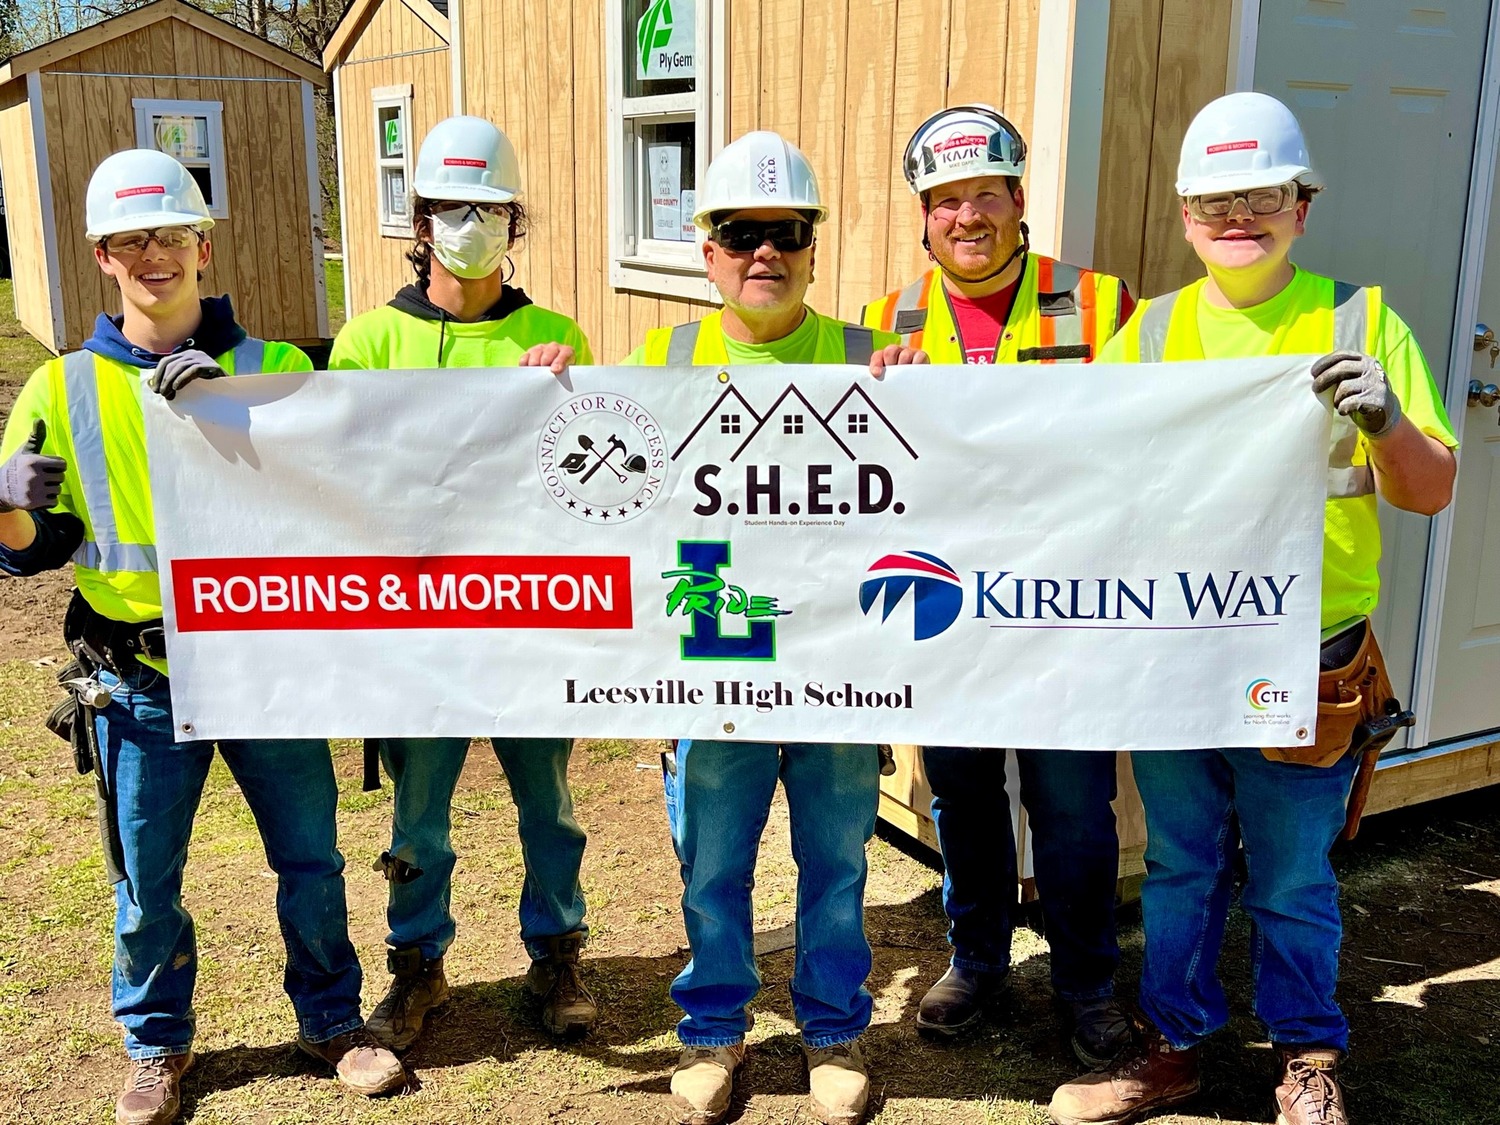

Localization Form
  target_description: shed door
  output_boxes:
[1428,152,1500,744]
[1254,1,1491,722]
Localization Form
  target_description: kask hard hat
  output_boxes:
[1176,92,1321,196]
[693,131,826,230]
[413,116,522,203]
[903,105,1026,197]
[85,149,213,240]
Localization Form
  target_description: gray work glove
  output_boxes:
[0,420,67,513]
[150,348,226,400]
[1310,350,1403,438]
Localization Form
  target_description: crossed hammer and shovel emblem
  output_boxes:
[560,433,649,486]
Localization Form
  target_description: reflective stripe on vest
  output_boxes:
[887,274,933,350]
[1133,281,1373,498]
[663,320,876,364]
[62,339,268,573]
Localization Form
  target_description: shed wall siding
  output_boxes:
[0,87,54,344]
[393,0,1039,362]
[33,17,319,351]
[336,0,450,316]
[1092,0,1232,299]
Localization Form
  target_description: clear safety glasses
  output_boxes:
[99,226,202,257]
[1186,182,1297,221]
[431,202,510,223]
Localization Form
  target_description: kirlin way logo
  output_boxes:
[662,540,790,660]
[538,393,668,524]
[673,380,917,522]
[859,551,965,640]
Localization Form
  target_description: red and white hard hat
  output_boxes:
[85,149,213,240]
[902,105,1027,196]
[413,115,522,203]
[1176,92,1321,196]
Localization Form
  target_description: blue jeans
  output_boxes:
[1132,748,1359,1051]
[96,665,363,1059]
[376,736,586,962]
[662,740,880,1049]
[925,746,1121,1000]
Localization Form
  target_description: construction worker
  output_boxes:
[863,105,1135,1066]
[1048,92,1457,1125]
[625,131,922,1125]
[0,149,403,1125]
[328,115,596,1052]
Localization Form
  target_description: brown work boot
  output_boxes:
[1048,1022,1200,1125]
[1275,1047,1348,1125]
[116,1052,193,1125]
[525,930,598,1037]
[297,1026,406,1096]
[805,1039,870,1125]
[669,1043,745,1125]
[365,948,450,1052]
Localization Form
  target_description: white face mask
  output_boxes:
[428,205,511,279]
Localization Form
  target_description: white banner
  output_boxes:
[144,360,1329,749]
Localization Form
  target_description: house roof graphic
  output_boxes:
[822,383,919,460]
[671,381,918,463]
[671,384,764,461]
[729,384,855,462]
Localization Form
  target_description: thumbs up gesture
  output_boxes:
[0,420,68,512]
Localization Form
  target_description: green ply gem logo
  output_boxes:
[637,0,674,59]
[636,0,694,79]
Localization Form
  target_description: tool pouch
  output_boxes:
[1262,618,1397,768]
[43,659,95,776]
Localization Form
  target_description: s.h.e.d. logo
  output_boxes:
[859,551,964,640]
[662,540,789,660]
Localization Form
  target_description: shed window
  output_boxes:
[372,85,415,238]
[606,1,726,301]
[133,99,227,220]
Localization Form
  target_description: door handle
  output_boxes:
[1468,380,1499,407]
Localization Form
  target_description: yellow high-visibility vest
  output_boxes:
[861,254,1126,364]
[636,309,891,365]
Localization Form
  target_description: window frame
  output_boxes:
[132,98,228,220]
[605,0,728,301]
[372,84,415,239]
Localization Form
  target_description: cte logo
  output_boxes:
[1246,679,1290,710]
[859,551,964,640]
[662,540,790,661]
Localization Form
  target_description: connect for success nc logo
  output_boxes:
[859,551,964,640]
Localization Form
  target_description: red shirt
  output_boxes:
[946,280,1137,364]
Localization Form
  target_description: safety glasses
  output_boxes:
[431,201,510,223]
[709,218,815,253]
[99,226,202,257]
[1186,182,1297,221]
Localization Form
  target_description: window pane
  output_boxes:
[382,167,408,221]
[155,114,209,161]
[639,119,696,242]
[378,105,405,159]
[186,165,214,208]
[623,0,695,98]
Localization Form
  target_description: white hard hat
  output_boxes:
[413,116,522,203]
[693,131,826,230]
[902,105,1026,196]
[1176,92,1320,196]
[85,149,213,240]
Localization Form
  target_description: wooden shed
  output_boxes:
[0,0,330,354]
[328,0,1500,877]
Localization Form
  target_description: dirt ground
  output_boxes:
[1,318,1498,1124]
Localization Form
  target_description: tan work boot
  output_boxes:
[365,948,450,1052]
[116,1051,193,1125]
[805,1039,870,1125]
[1275,1047,1348,1125]
[525,930,598,1037]
[297,1027,406,1096]
[669,1043,745,1125]
[1048,1022,1199,1125]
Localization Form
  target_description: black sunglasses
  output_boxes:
[710,218,815,253]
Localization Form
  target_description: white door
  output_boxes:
[1427,152,1500,743]
[1255,1,1492,726]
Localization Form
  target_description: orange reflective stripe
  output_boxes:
[878,294,897,333]
[910,274,933,352]
[1079,271,1099,361]
[1036,258,1056,359]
